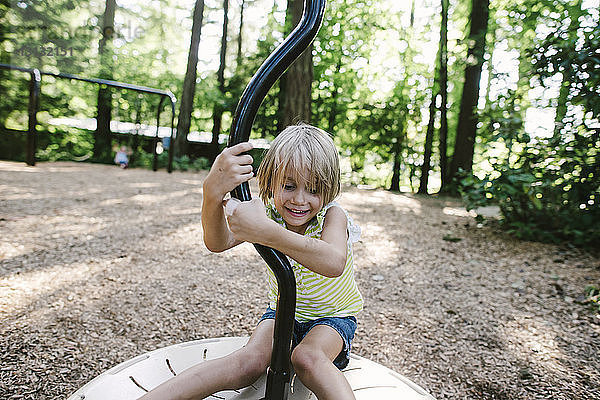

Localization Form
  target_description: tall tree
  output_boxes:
[419,0,449,194]
[438,0,449,191]
[94,0,116,162]
[311,0,380,136]
[418,89,438,194]
[276,0,292,133]
[236,0,246,65]
[281,0,313,126]
[175,0,205,157]
[553,0,584,138]
[211,0,229,160]
[449,0,489,180]
[389,0,416,192]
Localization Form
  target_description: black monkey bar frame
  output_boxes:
[0,63,177,172]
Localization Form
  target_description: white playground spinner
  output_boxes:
[67,337,435,400]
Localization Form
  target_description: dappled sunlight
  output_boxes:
[0,184,30,195]
[356,223,401,268]
[99,188,201,207]
[130,189,199,205]
[168,207,202,216]
[0,162,97,174]
[0,242,26,260]
[0,259,103,314]
[0,162,38,173]
[99,197,128,207]
[0,162,597,400]
[43,164,92,173]
[177,178,203,186]
[2,185,104,202]
[340,189,422,215]
[226,241,263,259]
[500,315,579,377]
[0,214,105,262]
[504,316,563,361]
[2,190,97,201]
[44,217,105,237]
[129,182,162,189]
[443,207,476,218]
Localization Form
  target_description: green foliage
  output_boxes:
[311,0,382,134]
[171,155,210,172]
[0,0,99,127]
[457,0,600,249]
[459,132,600,248]
[584,285,600,313]
[231,7,282,139]
[530,20,600,120]
[35,126,94,162]
[129,152,209,172]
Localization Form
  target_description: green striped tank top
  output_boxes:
[264,200,364,323]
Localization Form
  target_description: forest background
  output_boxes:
[0,0,599,250]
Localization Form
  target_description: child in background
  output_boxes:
[141,124,363,400]
[114,145,130,168]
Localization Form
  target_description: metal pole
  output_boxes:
[154,96,166,172]
[26,69,41,166]
[226,1,326,398]
[167,92,176,173]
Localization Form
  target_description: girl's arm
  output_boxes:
[201,143,254,252]
[227,201,348,277]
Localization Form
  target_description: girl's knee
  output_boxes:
[290,344,326,377]
[234,347,270,385]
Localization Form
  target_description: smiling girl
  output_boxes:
[141,124,363,400]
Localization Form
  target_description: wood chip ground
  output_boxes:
[1,161,599,399]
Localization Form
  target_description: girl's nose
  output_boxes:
[292,188,306,204]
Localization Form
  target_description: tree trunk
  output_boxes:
[281,0,313,127]
[388,0,415,192]
[236,0,245,66]
[277,0,293,133]
[438,0,449,191]
[418,91,438,194]
[94,0,116,162]
[211,0,229,161]
[175,0,205,158]
[389,140,403,192]
[553,0,583,138]
[327,60,342,133]
[482,27,495,110]
[419,0,449,194]
[449,0,489,180]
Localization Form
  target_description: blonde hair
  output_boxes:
[257,124,340,206]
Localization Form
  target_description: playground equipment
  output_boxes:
[0,63,176,172]
[67,1,436,399]
[67,337,434,400]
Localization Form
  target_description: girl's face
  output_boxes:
[273,172,323,235]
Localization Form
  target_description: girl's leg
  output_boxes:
[290,325,356,400]
[139,319,274,400]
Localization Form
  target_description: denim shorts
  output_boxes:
[259,308,357,370]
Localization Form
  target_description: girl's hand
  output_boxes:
[225,198,275,243]
[203,143,254,201]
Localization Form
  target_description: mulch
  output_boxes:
[1,161,599,399]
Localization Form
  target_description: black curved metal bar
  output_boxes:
[226,1,326,399]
